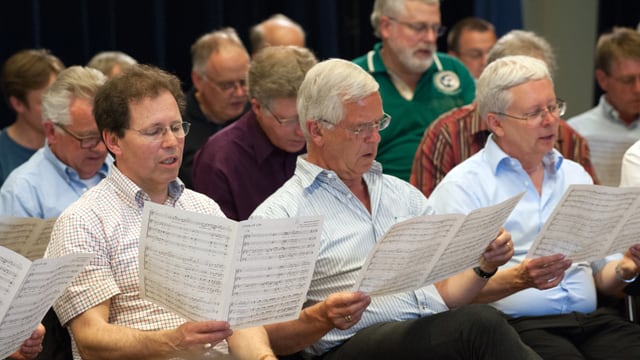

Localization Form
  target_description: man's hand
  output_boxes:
[9,323,45,360]
[315,292,371,330]
[170,320,233,358]
[480,227,514,271]
[515,254,571,290]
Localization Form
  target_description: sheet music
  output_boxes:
[353,215,458,296]
[353,193,524,296]
[0,247,93,359]
[227,217,322,328]
[139,202,323,328]
[422,193,524,286]
[586,134,636,186]
[528,185,640,262]
[0,217,57,260]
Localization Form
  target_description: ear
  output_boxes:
[191,71,204,91]
[43,121,57,144]
[250,98,261,115]
[379,16,394,39]
[103,129,123,157]
[595,69,609,92]
[306,120,325,147]
[8,96,26,113]
[486,113,505,137]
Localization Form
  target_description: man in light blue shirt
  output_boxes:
[567,28,640,186]
[428,55,640,358]
[0,66,110,218]
[247,58,539,360]
[0,65,110,360]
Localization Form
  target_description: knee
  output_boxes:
[455,304,511,334]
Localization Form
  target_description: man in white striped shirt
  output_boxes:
[246,58,541,359]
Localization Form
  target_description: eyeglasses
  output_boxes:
[459,49,491,60]
[493,99,566,125]
[387,16,446,37]
[609,73,640,86]
[54,123,102,149]
[126,121,191,142]
[201,73,247,92]
[320,113,392,138]
[264,107,300,128]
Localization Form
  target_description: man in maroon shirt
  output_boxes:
[192,46,317,220]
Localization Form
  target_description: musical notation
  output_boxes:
[0,246,93,359]
[138,202,323,328]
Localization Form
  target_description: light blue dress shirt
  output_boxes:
[428,135,597,317]
[568,95,640,135]
[251,156,448,356]
[0,145,111,218]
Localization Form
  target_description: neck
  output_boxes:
[7,119,45,149]
[195,91,227,125]
[380,46,421,89]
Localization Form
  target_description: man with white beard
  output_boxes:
[353,0,475,182]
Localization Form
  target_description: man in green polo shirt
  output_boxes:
[353,0,475,181]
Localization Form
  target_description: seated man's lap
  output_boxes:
[509,307,640,359]
[322,304,539,360]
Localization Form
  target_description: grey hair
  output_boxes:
[371,0,440,38]
[476,55,551,119]
[248,45,317,108]
[487,30,557,77]
[297,59,379,138]
[191,28,247,74]
[87,51,138,77]
[42,66,107,126]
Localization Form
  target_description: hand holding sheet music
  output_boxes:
[352,193,524,296]
[527,185,640,262]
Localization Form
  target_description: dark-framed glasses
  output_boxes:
[264,107,300,128]
[321,113,392,138]
[54,123,102,149]
[492,99,566,126]
[201,73,247,92]
[127,121,191,142]
[387,16,446,37]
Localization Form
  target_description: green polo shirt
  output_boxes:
[353,42,475,181]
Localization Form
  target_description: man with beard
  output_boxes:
[353,0,475,181]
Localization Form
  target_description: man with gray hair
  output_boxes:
[410,30,598,197]
[193,45,316,220]
[352,0,475,182]
[244,58,540,359]
[428,55,640,358]
[0,65,110,359]
[181,28,250,188]
[0,65,109,218]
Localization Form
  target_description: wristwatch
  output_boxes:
[473,266,497,279]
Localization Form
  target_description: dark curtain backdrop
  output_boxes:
[0,0,636,128]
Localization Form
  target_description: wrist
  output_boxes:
[473,266,497,279]
[615,261,639,283]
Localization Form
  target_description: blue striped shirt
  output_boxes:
[251,156,448,356]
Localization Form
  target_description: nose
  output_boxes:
[233,82,247,96]
[421,29,437,44]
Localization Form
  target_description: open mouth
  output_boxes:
[161,156,178,165]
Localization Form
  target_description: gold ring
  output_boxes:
[344,314,352,322]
